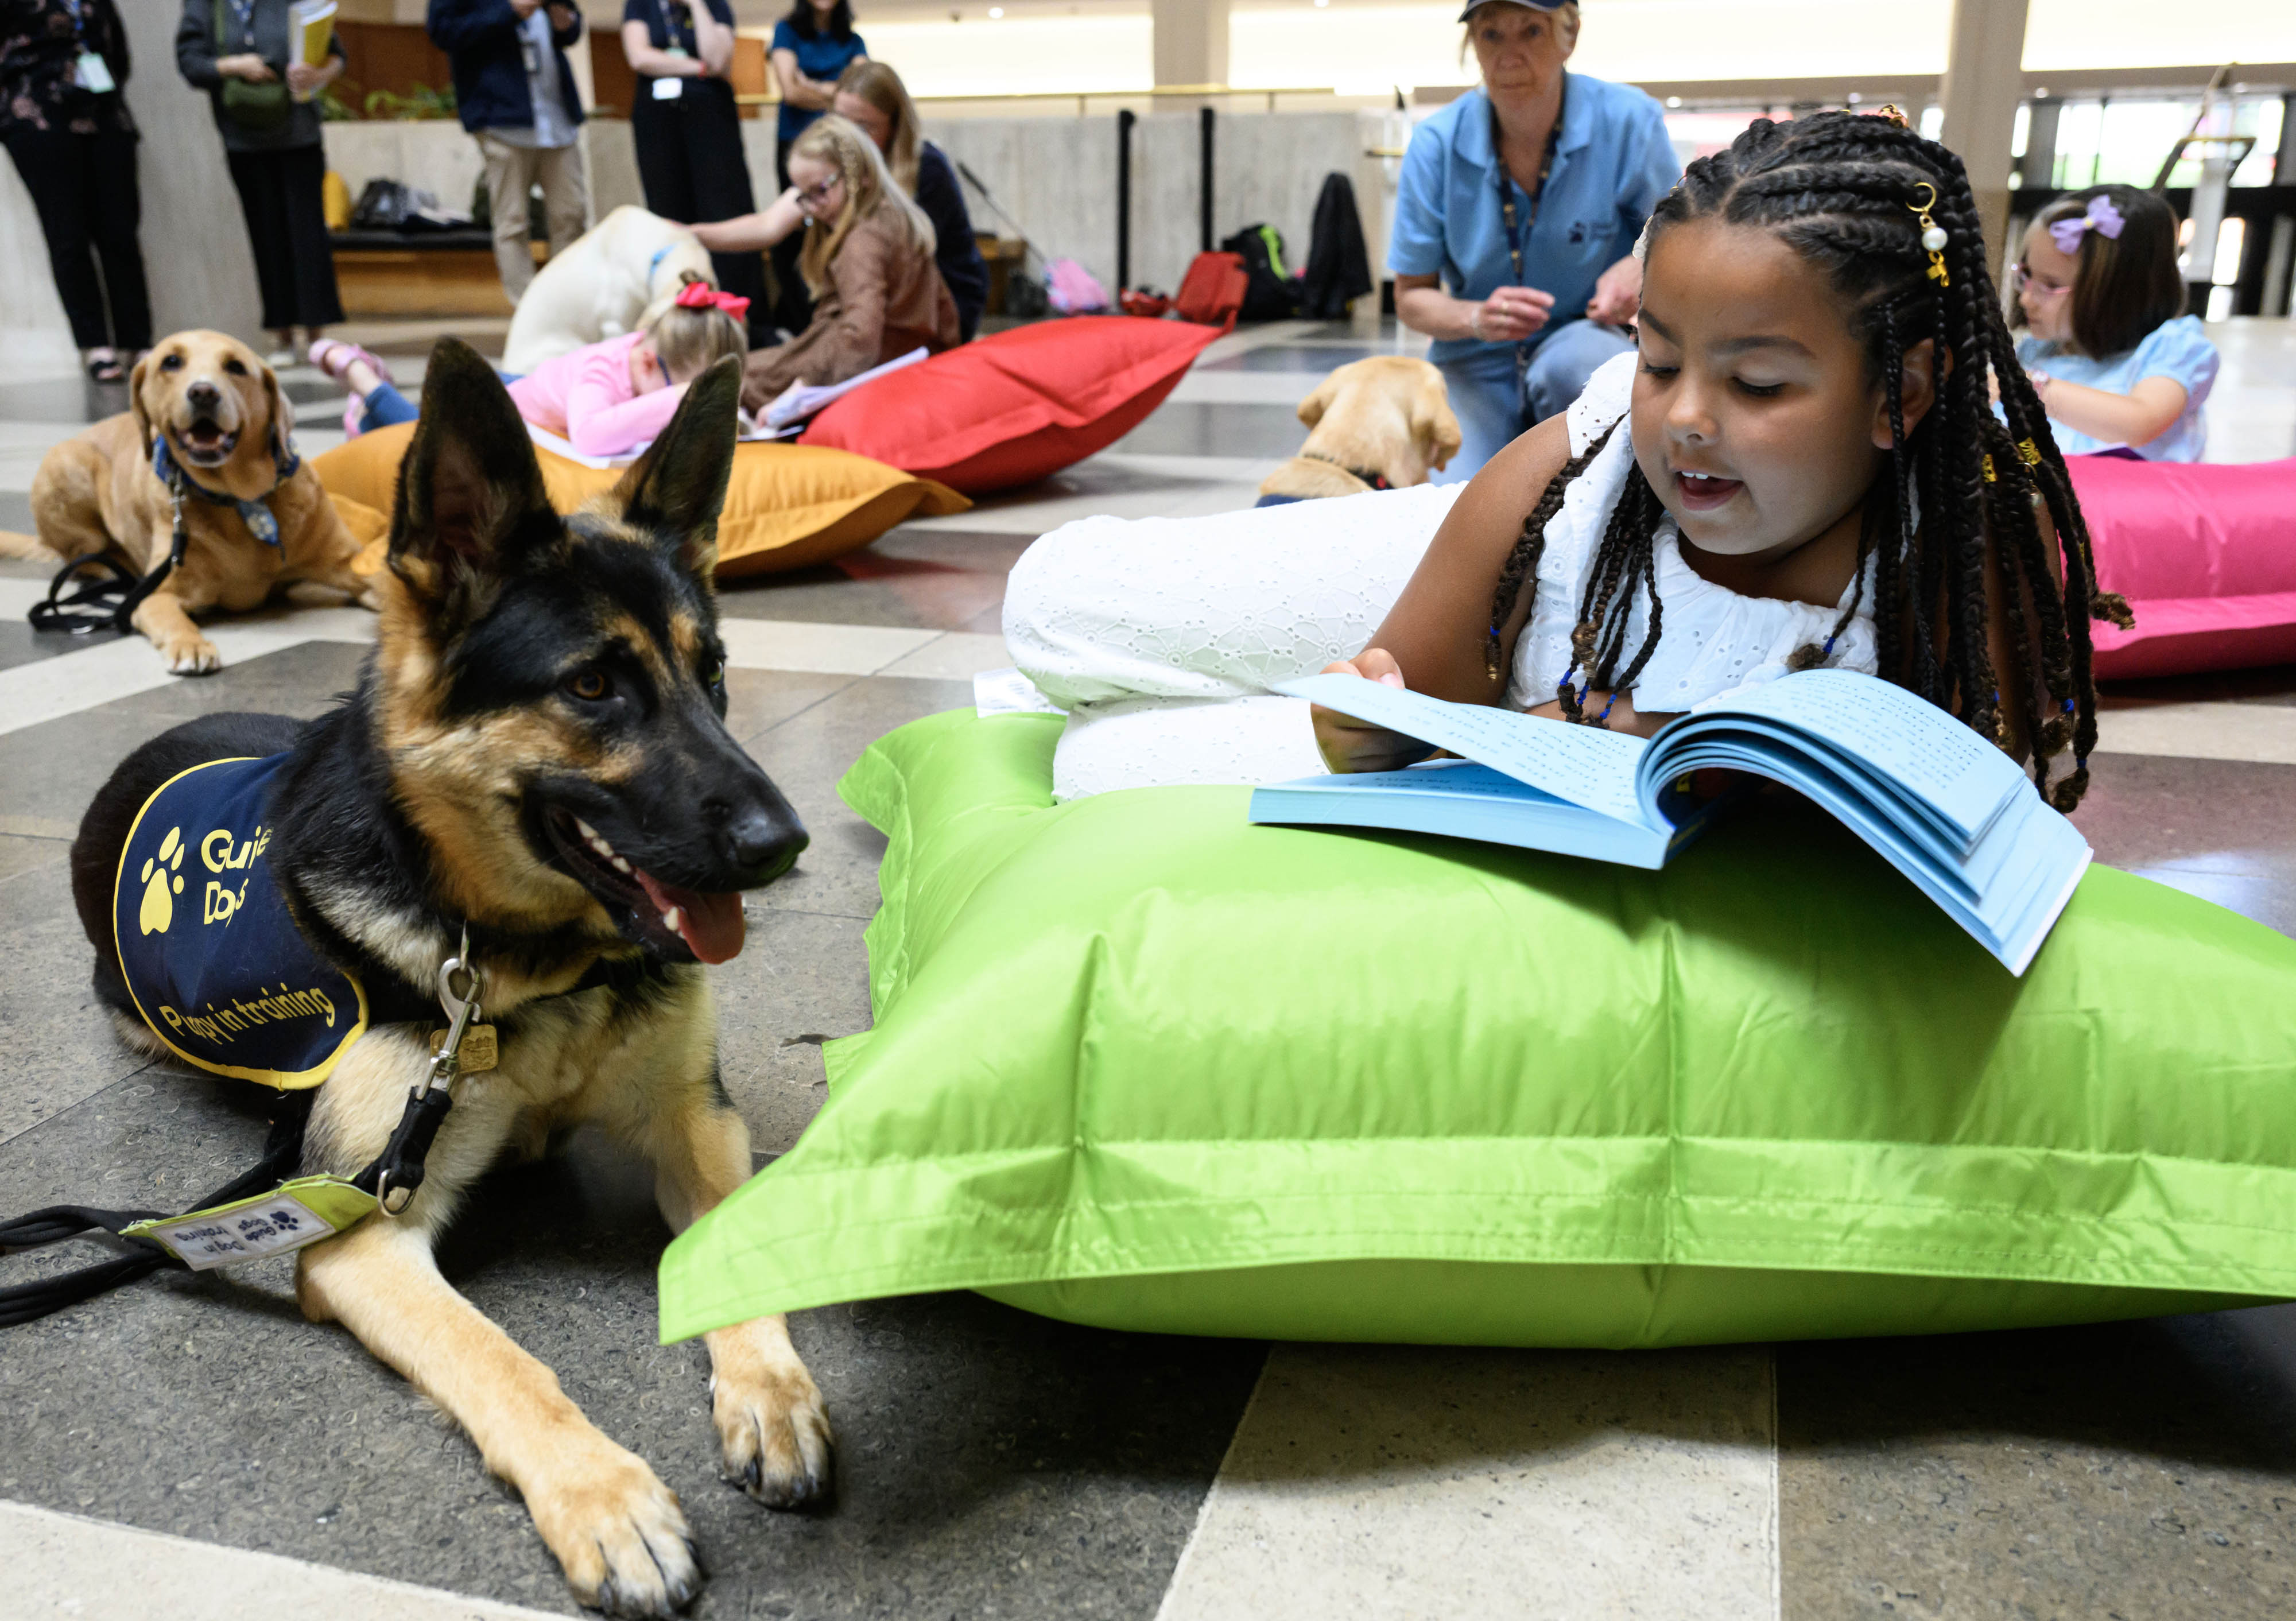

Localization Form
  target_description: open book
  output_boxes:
[1251,669,2091,976]
[761,347,930,432]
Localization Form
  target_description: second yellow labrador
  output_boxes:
[1256,356,1463,502]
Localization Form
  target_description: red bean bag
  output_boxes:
[2073,455,2296,679]
[798,316,1222,495]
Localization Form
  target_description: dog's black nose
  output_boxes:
[186,381,221,410]
[726,808,807,880]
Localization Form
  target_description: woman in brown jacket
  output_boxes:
[699,113,957,413]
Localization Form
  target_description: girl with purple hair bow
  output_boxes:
[2009,183,2219,462]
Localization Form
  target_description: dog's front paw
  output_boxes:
[526,1442,702,1618]
[162,632,222,676]
[715,1358,834,1509]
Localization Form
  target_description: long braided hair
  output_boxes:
[1481,109,2130,811]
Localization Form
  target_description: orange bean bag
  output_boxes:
[316,424,969,580]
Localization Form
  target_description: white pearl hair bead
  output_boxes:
[1922,225,1949,252]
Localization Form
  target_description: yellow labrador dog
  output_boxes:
[1255,356,1463,502]
[0,330,371,674]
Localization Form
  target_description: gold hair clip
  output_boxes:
[2017,438,2042,466]
[1870,103,1912,130]
[1908,181,1949,286]
[1981,454,1997,483]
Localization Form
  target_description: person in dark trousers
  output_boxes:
[620,0,768,342]
[1,0,153,381]
[177,0,347,364]
[831,59,984,340]
[428,0,589,306]
[766,0,863,333]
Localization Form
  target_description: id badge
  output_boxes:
[74,51,117,94]
[652,75,684,100]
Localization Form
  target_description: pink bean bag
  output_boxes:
[2073,454,2296,680]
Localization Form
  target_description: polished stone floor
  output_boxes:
[3,314,2296,1621]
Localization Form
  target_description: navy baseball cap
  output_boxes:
[1456,0,1565,18]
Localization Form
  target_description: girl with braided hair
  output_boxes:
[1313,107,2128,813]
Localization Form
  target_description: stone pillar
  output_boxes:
[1153,0,1229,88]
[119,1,267,344]
[2015,96,2059,191]
[1936,0,2029,267]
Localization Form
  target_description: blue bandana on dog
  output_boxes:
[113,755,368,1089]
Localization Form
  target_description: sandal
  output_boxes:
[306,338,393,387]
[85,350,125,384]
[307,339,396,438]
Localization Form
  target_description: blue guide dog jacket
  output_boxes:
[113,755,368,1089]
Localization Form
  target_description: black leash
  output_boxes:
[0,1095,311,1328]
[30,475,191,636]
[0,935,659,1328]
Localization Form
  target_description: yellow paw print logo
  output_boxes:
[139,826,186,936]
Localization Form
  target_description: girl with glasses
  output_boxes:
[2011,184,2217,462]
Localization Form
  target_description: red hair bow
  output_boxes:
[674,281,750,321]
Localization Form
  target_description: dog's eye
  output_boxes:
[566,669,611,702]
[223,358,247,376]
[159,354,184,372]
[703,658,726,688]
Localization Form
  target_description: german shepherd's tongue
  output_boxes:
[633,869,746,964]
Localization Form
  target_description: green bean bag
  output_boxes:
[658,710,2296,1347]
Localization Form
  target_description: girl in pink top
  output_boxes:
[311,276,748,457]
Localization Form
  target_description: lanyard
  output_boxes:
[227,0,258,48]
[656,0,697,53]
[1493,78,1566,373]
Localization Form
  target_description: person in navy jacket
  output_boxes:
[428,0,588,304]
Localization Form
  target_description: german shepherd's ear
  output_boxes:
[388,338,561,611]
[609,353,739,581]
[1295,371,1340,430]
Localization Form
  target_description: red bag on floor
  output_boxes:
[1172,251,1247,330]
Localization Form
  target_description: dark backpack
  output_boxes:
[1298,173,1374,320]
[1219,224,1298,322]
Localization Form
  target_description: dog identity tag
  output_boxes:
[74,52,117,94]
[123,1175,378,1271]
[431,1022,497,1073]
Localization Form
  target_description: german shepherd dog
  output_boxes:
[68,340,828,1616]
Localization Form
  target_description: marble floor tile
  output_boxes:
[1159,1344,1777,1621]
[5,1501,567,1621]
[1778,1306,2296,1620]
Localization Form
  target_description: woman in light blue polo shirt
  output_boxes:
[1391,0,1678,482]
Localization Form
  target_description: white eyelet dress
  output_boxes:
[1004,352,1879,801]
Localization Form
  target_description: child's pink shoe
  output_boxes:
[307,339,393,439]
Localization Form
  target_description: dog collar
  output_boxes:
[151,435,300,549]
[1301,452,1393,492]
[649,244,673,283]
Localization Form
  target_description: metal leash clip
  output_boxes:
[373,925,490,1218]
[424,924,486,1100]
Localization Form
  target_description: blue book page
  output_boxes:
[1275,674,1654,828]
[1248,763,1677,868]
[1653,670,2020,851]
